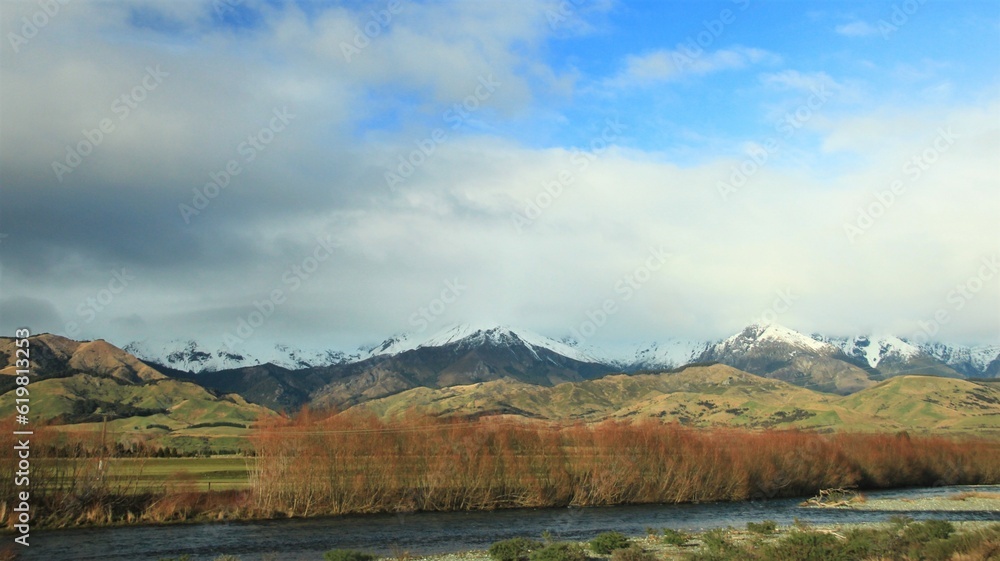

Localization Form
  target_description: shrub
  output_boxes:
[529,543,588,561]
[746,520,778,535]
[701,528,734,553]
[590,532,630,554]
[489,538,543,561]
[662,528,690,546]
[902,519,954,543]
[762,531,847,561]
[610,545,655,561]
[324,550,378,561]
[888,514,914,528]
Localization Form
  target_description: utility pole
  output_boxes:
[98,414,107,479]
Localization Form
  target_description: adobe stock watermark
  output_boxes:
[718,83,832,201]
[179,107,295,224]
[843,126,957,244]
[340,0,403,63]
[669,0,751,71]
[212,0,243,16]
[910,254,999,344]
[52,65,168,182]
[877,0,928,39]
[222,234,342,348]
[570,246,671,342]
[384,74,500,191]
[752,288,798,326]
[64,268,136,338]
[544,0,586,30]
[510,118,625,232]
[6,0,71,54]
[408,279,466,332]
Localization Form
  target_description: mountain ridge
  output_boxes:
[120,322,1000,380]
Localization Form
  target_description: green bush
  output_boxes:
[746,520,778,535]
[662,528,690,546]
[489,538,543,561]
[888,514,914,528]
[902,519,954,543]
[701,528,734,553]
[610,545,655,561]
[590,531,630,554]
[529,543,588,561]
[324,550,378,561]
[761,531,847,561]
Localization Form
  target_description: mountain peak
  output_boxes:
[726,322,832,353]
[365,323,602,364]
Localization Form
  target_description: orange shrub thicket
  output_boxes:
[248,413,1000,517]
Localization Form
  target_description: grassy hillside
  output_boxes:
[0,334,164,383]
[0,373,275,448]
[354,365,1000,434]
[0,334,277,452]
[838,375,1000,432]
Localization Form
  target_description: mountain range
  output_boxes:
[123,322,1000,379]
[2,323,999,450]
[120,323,1000,411]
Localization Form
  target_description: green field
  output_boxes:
[46,456,253,492]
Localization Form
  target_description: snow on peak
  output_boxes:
[824,334,921,368]
[364,323,602,364]
[918,341,1000,373]
[123,338,359,372]
[569,338,711,371]
[720,322,832,353]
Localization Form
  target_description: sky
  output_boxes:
[0,0,998,354]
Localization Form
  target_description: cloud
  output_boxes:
[761,70,841,93]
[835,20,879,37]
[0,0,997,352]
[605,46,779,88]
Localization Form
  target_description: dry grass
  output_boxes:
[949,491,1000,501]
[247,412,1000,518]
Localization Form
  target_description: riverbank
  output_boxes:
[146,520,1000,561]
[825,489,1000,513]
[11,485,1000,561]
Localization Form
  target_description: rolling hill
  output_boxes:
[4,331,999,450]
[0,334,275,451]
[352,365,1000,434]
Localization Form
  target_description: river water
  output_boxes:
[19,485,1000,561]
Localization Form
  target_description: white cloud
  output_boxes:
[761,70,841,93]
[0,0,997,351]
[605,46,780,88]
[835,21,879,37]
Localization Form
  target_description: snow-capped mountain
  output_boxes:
[364,323,604,364]
[712,323,837,356]
[699,323,874,394]
[122,339,361,372]
[821,334,963,379]
[561,337,712,372]
[122,322,999,384]
[918,342,1000,378]
[306,323,616,410]
[822,334,921,368]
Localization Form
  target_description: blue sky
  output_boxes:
[0,0,998,351]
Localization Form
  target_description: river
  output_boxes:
[19,485,1000,561]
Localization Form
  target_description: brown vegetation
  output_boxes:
[247,412,1000,518]
[3,413,1000,528]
